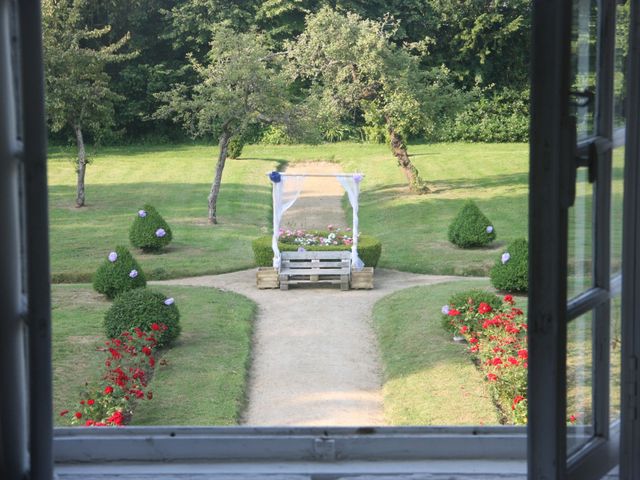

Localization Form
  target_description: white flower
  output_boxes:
[108,252,118,262]
[164,297,174,306]
[441,305,450,315]
[155,228,166,238]
[501,252,511,264]
[486,225,494,233]
[138,210,147,218]
[129,269,138,278]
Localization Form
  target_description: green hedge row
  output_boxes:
[252,235,382,268]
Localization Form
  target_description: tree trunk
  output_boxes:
[74,124,87,207]
[207,130,231,224]
[387,124,431,194]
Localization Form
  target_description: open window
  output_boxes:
[2,1,640,479]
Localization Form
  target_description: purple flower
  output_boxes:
[353,173,364,183]
[164,297,174,306]
[501,252,511,264]
[129,269,138,278]
[108,252,118,263]
[441,305,450,315]
[268,171,281,183]
[155,228,166,238]
[297,247,306,252]
[486,225,494,233]
[138,210,147,218]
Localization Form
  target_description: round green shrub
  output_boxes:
[104,288,181,347]
[129,204,173,252]
[251,234,382,268]
[93,246,146,299]
[227,136,244,159]
[490,238,528,293]
[448,200,497,248]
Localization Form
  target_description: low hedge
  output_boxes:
[252,234,382,268]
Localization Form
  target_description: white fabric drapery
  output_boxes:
[336,176,365,271]
[271,175,305,268]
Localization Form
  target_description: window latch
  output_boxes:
[313,437,336,461]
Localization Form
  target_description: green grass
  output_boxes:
[49,142,530,281]
[52,284,255,426]
[372,279,511,425]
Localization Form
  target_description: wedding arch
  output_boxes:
[267,171,365,271]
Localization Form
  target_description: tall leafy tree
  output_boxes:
[43,0,134,207]
[155,26,306,224]
[288,7,433,192]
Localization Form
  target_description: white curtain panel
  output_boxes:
[336,176,365,271]
[271,175,305,268]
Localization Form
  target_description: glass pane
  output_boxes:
[612,147,624,274]
[568,168,593,298]
[567,310,595,454]
[610,295,622,423]
[571,0,598,140]
[614,1,629,131]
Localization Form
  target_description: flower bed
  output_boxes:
[278,225,354,247]
[252,230,382,268]
[443,293,528,424]
[59,323,167,426]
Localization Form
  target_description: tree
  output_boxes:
[43,0,134,207]
[155,26,303,224]
[287,7,434,192]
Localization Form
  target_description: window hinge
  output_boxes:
[313,437,336,461]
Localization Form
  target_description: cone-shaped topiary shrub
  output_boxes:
[93,246,146,299]
[447,200,497,248]
[227,136,244,159]
[490,238,528,292]
[104,288,181,348]
[129,204,173,252]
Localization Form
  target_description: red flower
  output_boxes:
[492,357,503,366]
[460,325,468,334]
[149,357,155,368]
[569,414,577,423]
[487,373,498,382]
[151,323,160,331]
[512,395,525,410]
[518,349,528,360]
[104,385,114,394]
[469,337,479,344]
[448,309,461,316]
[80,400,85,405]
[470,345,479,353]
[87,399,95,406]
[107,410,125,426]
[74,412,82,419]
[478,302,492,314]
[142,346,152,356]
[507,357,519,365]
[109,347,122,360]
[85,419,95,426]
[504,294,514,303]
[60,409,69,416]
[134,390,145,399]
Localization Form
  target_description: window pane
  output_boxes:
[567,310,595,454]
[610,295,621,423]
[571,0,598,140]
[614,1,629,131]
[612,147,624,274]
[568,168,593,298]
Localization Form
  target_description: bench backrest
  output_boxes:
[280,250,351,273]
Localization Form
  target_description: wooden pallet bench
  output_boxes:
[279,250,351,290]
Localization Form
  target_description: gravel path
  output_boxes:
[154,162,460,426]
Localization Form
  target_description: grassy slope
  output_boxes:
[372,279,502,425]
[48,142,529,281]
[52,284,255,426]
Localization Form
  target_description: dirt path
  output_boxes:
[280,162,348,231]
[155,269,460,426]
[154,162,460,426]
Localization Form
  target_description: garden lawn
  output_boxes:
[49,142,530,281]
[373,278,526,425]
[52,284,255,426]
